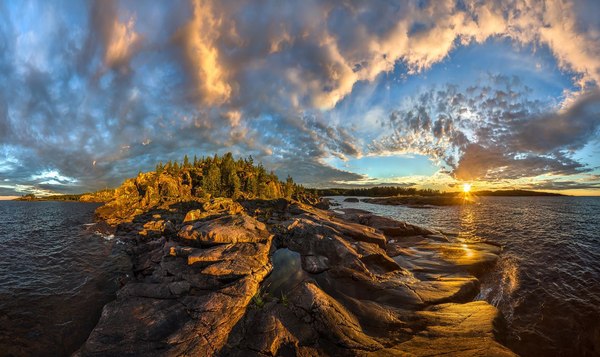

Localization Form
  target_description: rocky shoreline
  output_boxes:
[76,197,515,356]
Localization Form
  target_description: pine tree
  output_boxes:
[202,163,221,196]
[284,175,294,199]
[247,175,259,197]
[220,152,237,197]
[231,173,242,199]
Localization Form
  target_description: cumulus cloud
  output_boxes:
[372,78,600,181]
[1,0,600,195]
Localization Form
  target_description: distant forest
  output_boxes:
[473,190,564,197]
[16,193,83,201]
[317,186,446,197]
[317,187,564,197]
[15,189,114,202]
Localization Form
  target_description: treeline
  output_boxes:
[152,152,312,200]
[475,190,564,197]
[316,187,565,198]
[15,193,83,201]
[317,186,446,197]
[15,189,116,202]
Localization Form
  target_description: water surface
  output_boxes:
[0,201,130,357]
[329,196,600,357]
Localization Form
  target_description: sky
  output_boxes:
[1,0,600,198]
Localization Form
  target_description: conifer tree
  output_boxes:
[202,162,221,196]
[284,175,294,199]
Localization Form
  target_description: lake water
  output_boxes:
[0,201,130,357]
[1,198,599,356]
[328,196,600,357]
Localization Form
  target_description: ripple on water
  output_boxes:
[0,201,131,357]
[327,196,600,357]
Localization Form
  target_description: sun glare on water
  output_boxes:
[463,183,472,193]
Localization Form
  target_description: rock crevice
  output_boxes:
[77,199,515,357]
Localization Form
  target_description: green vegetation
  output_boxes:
[474,189,565,197]
[279,291,289,307]
[14,189,115,202]
[251,286,269,309]
[318,186,565,198]
[151,152,310,200]
[15,193,83,201]
[15,193,38,201]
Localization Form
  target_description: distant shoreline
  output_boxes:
[9,188,567,203]
[317,187,567,197]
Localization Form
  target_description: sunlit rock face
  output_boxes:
[95,171,195,226]
[76,191,515,356]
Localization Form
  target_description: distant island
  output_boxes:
[317,186,566,197]
[14,189,115,202]
[473,189,565,196]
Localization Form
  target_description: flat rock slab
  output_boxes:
[412,277,480,305]
[178,213,269,245]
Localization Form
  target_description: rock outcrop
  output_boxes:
[77,198,515,356]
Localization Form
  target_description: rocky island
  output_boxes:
[75,154,515,356]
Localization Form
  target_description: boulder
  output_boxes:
[178,214,269,245]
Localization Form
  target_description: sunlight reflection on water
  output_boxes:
[328,195,600,357]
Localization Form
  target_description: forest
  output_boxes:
[149,152,311,201]
[316,186,445,197]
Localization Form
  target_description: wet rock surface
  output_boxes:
[77,198,515,356]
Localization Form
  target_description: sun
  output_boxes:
[462,183,472,193]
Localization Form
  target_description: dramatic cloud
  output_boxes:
[371,78,600,181]
[174,0,232,105]
[0,0,599,195]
